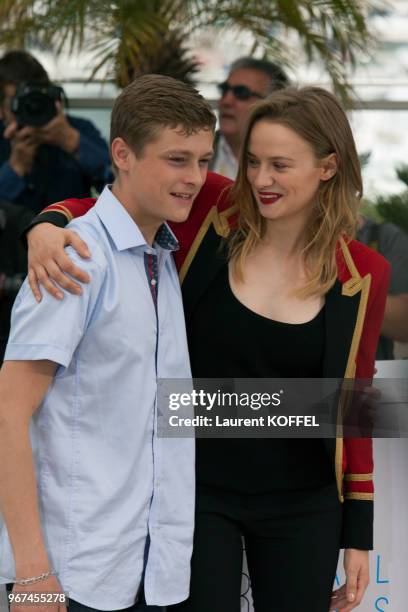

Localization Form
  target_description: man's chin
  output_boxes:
[166,204,194,224]
[219,118,237,134]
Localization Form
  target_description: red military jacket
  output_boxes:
[33,172,390,550]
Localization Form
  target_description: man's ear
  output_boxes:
[111,137,133,171]
[320,153,338,181]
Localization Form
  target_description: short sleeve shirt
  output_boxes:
[0,186,194,608]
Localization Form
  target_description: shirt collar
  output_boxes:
[94,186,178,252]
[154,224,179,252]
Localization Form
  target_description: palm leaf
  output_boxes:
[0,0,377,97]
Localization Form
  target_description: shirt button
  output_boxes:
[151,278,157,286]
[146,248,153,255]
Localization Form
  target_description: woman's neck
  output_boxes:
[259,216,310,260]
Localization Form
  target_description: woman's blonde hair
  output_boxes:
[228,86,362,297]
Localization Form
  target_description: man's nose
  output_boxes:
[183,163,204,186]
[219,89,236,107]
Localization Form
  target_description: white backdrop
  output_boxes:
[239,438,408,612]
[240,361,408,611]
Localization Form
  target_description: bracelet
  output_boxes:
[13,570,57,586]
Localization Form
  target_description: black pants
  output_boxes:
[171,481,342,612]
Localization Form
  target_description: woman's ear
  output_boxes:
[320,153,338,181]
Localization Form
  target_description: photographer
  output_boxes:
[0,50,111,212]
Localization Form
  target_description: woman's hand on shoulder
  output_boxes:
[330,548,369,611]
[27,223,91,302]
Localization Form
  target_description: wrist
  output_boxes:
[9,158,28,177]
[14,544,50,577]
[15,562,52,580]
[14,570,56,586]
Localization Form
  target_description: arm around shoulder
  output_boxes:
[26,218,94,302]
[7,237,106,367]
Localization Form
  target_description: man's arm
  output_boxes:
[24,172,233,300]
[22,198,96,300]
[1,237,106,575]
[0,239,103,604]
[382,293,408,343]
[378,223,408,343]
[0,124,39,203]
[26,197,96,232]
[66,116,112,187]
[0,360,56,576]
[1,228,106,564]
[38,110,111,189]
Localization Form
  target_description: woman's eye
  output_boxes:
[247,158,259,167]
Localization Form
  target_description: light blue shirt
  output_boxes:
[0,186,195,609]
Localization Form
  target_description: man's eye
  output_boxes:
[273,164,287,171]
[169,157,185,164]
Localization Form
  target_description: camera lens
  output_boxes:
[26,92,46,114]
[14,87,58,127]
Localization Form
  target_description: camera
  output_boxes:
[11,83,64,128]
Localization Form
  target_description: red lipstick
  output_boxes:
[258,192,283,206]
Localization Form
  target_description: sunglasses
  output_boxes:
[217,81,265,101]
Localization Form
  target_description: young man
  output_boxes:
[0,74,215,611]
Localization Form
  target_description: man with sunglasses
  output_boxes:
[211,57,289,178]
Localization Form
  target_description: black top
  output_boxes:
[187,264,335,493]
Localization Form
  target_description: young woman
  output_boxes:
[24,87,389,612]
[172,87,389,612]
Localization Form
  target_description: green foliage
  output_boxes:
[396,164,408,188]
[359,151,371,168]
[375,195,408,235]
[0,0,376,95]
[372,165,408,235]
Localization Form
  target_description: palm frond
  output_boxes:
[0,0,377,97]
